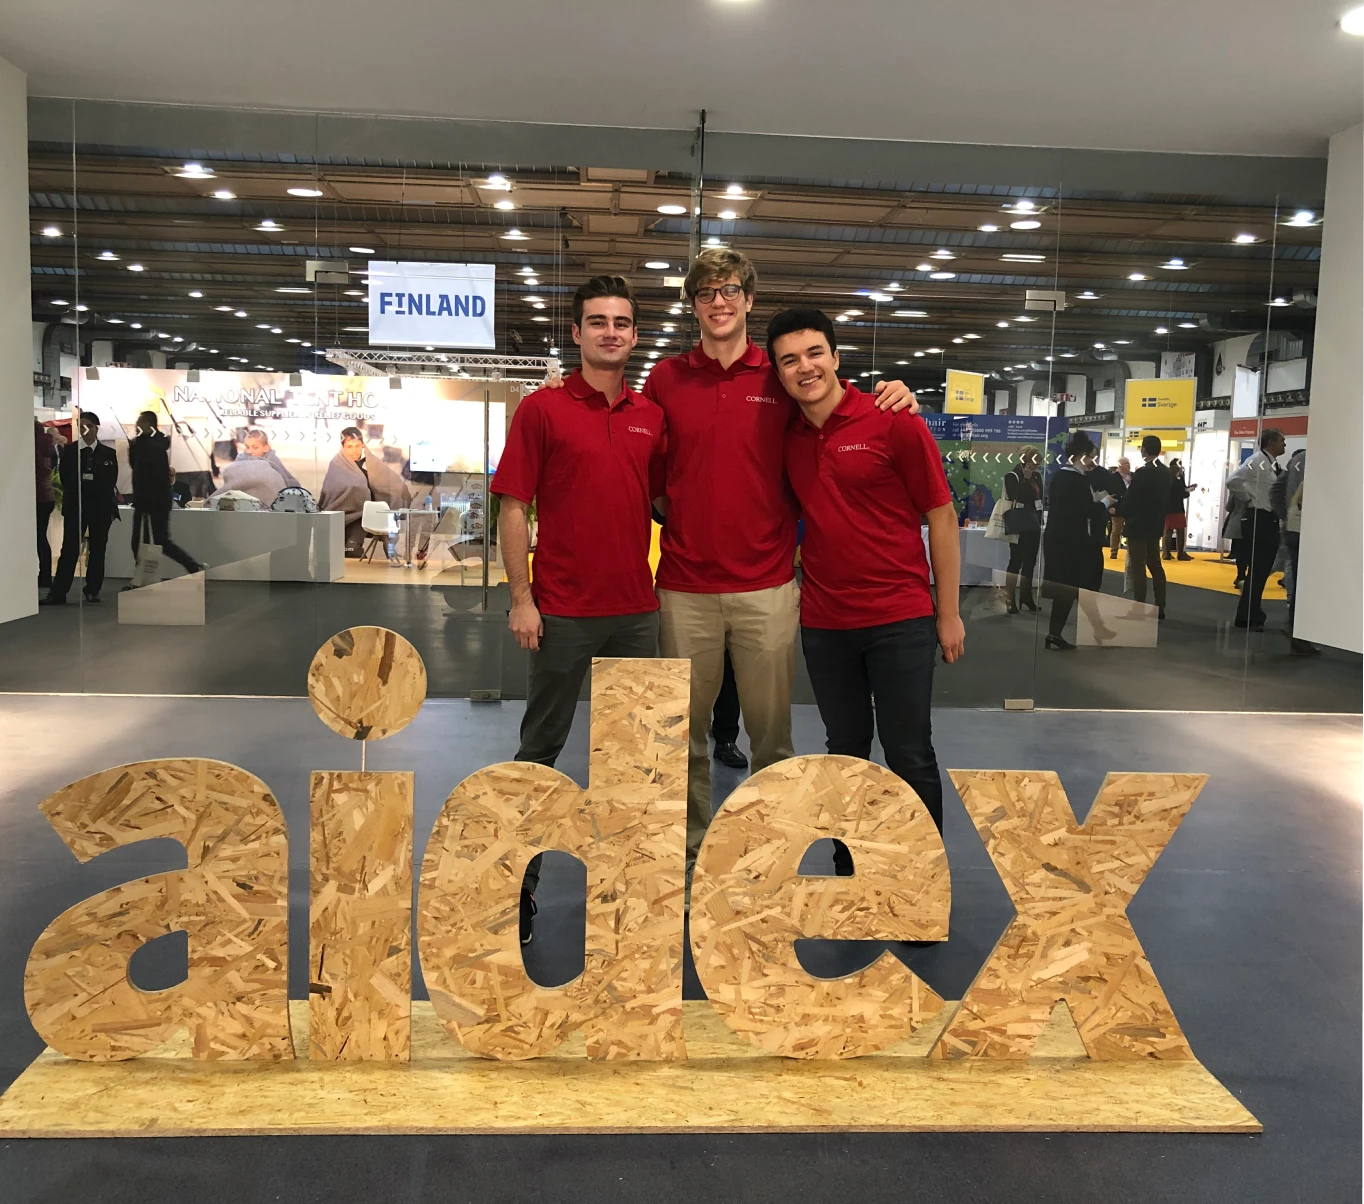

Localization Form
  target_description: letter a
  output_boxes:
[933,770,1204,1061]
[417,658,689,1060]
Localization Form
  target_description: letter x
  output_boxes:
[934,771,1204,1061]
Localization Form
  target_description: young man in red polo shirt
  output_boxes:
[769,307,963,844]
[492,275,665,939]
[644,248,917,873]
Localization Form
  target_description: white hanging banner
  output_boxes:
[367,261,496,349]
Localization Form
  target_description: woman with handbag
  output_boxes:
[1001,445,1042,613]
[1041,432,1115,649]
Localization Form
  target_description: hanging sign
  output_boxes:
[368,261,496,349]
[1123,377,1195,427]
[944,369,985,414]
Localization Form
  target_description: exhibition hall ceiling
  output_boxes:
[2,0,1361,155]
[29,147,1322,391]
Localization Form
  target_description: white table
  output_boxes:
[106,507,346,583]
[921,525,1013,587]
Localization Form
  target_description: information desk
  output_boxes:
[105,507,346,583]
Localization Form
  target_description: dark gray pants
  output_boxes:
[519,610,660,894]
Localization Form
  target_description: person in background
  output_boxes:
[493,275,665,944]
[319,426,407,557]
[220,454,286,508]
[1227,427,1286,632]
[1272,446,1317,656]
[710,651,747,769]
[1222,488,1249,588]
[34,418,57,591]
[128,411,203,580]
[242,429,301,489]
[771,307,962,840]
[1119,434,1172,620]
[1163,457,1195,561]
[169,467,193,509]
[1042,432,1113,649]
[1108,455,1131,560]
[43,411,120,606]
[1001,445,1042,614]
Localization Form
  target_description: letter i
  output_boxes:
[306,627,428,1061]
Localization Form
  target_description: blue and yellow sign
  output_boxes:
[1124,378,1195,428]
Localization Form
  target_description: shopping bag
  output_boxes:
[984,498,1016,543]
[130,514,162,588]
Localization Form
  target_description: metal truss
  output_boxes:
[324,348,560,381]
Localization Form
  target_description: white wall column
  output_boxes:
[0,56,33,624]
[1296,122,1362,653]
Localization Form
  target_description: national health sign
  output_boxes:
[368,261,496,349]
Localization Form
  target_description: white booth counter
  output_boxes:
[105,507,346,583]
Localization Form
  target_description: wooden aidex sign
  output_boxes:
[2,628,1261,1136]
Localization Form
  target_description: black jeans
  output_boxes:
[710,649,741,745]
[49,503,114,600]
[800,616,944,841]
[1235,510,1279,626]
[36,500,54,587]
[131,506,201,575]
[1004,527,1040,605]
[520,609,660,894]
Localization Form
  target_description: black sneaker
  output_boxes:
[713,741,748,770]
[82,593,102,604]
[38,594,66,606]
[519,890,537,946]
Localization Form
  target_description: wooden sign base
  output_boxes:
[0,999,1259,1136]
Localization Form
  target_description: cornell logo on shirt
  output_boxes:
[628,425,655,436]
[837,442,873,453]
[746,395,782,405]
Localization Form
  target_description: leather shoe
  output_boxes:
[713,741,748,770]
[38,594,66,606]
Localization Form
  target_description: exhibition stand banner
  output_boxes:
[78,367,508,499]
[924,414,1069,521]
[944,369,986,414]
[368,261,496,348]
[1124,377,1195,428]
[0,627,1260,1137]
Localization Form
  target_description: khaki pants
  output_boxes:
[658,580,799,866]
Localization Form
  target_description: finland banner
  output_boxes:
[367,261,497,349]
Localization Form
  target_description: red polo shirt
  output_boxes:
[784,384,952,630]
[643,339,797,594]
[491,369,665,618]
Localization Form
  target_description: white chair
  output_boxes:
[360,500,397,562]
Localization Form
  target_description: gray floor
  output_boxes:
[0,696,1359,1202]
[3,571,1360,712]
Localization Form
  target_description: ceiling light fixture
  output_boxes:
[657,204,687,215]
[718,209,738,220]
[913,351,925,357]
[1094,343,1106,349]
[892,309,928,317]
[270,327,283,334]
[276,286,311,294]
[532,315,550,323]
[1155,325,1169,334]
[127,263,145,272]
[930,249,955,260]
[963,333,981,339]
[915,262,933,271]
[644,260,669,270]
[1128,272,1148,281]
[1286,210,1316,226]
[525,277,539,286]
[867,292,893,303]
[1012,199,1037,213]
[215,304,233,311]
[1178,321,1199,328]
[1077,290,1098,299]
[1010,219,1042,230]
[174,162,215,179]
[97,250,119,260]
[886,282,903,291]
[256,220,282,231]
[106,317,123,324]
[40,225,61,238]
[1113,339,1132,345]
[978,223,999,232]
[952,337,965,344]
[929,271,957,280]
[1001,253,1046,262]
[50,299,68,307]
[501,228,530,241]
[1233,233,1258,244]
[725,183,745,197]
[188,290,203,298]
[1269,297,1290,307]
[130,322,142,329]
[925,347,944,354]
[212,189,235,200]
[705,236,723,247]
[997,321,1011,328]
[843,309,864,316]
[484,174,513,191]
[1341,5,1364,34]
[234,310,248,317]
[287,187,324,197]
[350,246,377,254]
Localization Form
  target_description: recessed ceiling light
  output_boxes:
[301,341,311,347]
[501,228,530,241]
[886,282,903,291]
[1001,253,1046,262]
[930,249,955,260]
[1233,233,1258,244]
[270,327,283,334]
[925,347,944,354]
[531,315,550,323]
[235,310,248,317]
[657,204,687,215]
[214,304,233,311]
[892,309,928,317]
[929,271,957,280]
[170,334,182,341]
[1128,272,1148,281]
[662,323,677,331]
[1162,258,1188,269]
[837,344,858,351]
[705,236,724,247]
[50,299,68,307]
[106,317,124,324]
[350,246,377,255]
[843,309,864,316]
[127,263,145,272]
[1269,297,1290,307]
[1077,290,1098,299]
[1285,210,1316,226]
[212,190,235,200]
[952,337,965,344]
[276,286,311,294]
[484,174,513,191]
[130,322,142,329]
[656,338,669,346]
[1113,339,1132,345]
[867,292,893,302]
[978,224,999,232]
[1014,315,1037,322]
[532,302,547,310]
[718,209,738,221]
[669,305,683,315]
[996,321,1011,328]
[517,266,535,275]
[525,277,539,286]
[835,314,851,322]
[1010,219,1042,230]
[188,290,203,298]
[1045,355,1055,362]
[1094,343,1106,349]
[1342,5,1364,33]
[644,260,669,270]
[96,250,119,260]
[1059,352,1077,358]
[1178,321,1199,328]
[1155,326,1169,334]
[287,187,323,197]
[964,333,981,339]
[256,323,272,329]
[342,326,369,332]
[494,200,516,210]
[1012,200,1037,213]
[174,162,215,179]
[913,351,925,358]
[916,262,933,271]
[287,337,301,343]
[895,359,909,365]
[40,225,62,238]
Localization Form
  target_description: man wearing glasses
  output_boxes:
[644,248,917,877]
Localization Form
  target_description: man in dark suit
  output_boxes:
[43,410,120,605]
[128,410,202,580]
[1118,434,1173,620]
